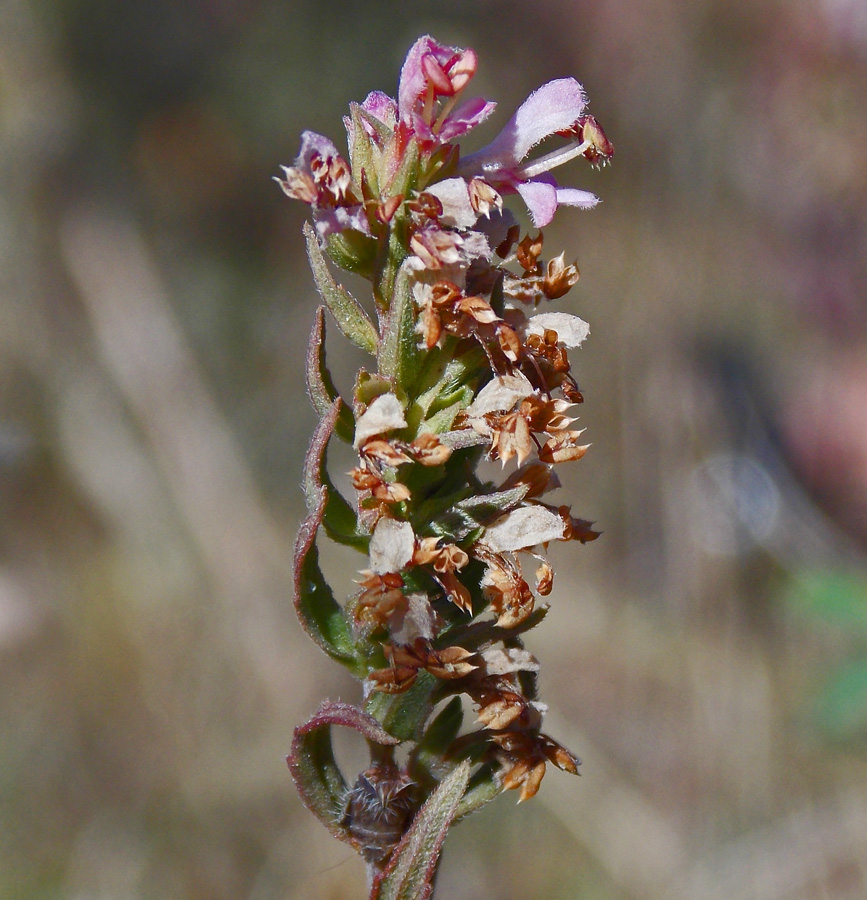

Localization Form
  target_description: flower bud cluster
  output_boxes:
[284,35,611,890]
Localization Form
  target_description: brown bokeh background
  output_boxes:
[3,1,867,897]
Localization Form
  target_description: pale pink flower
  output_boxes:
[458,78,601,227]
[397,35,495,145]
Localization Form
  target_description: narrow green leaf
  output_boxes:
[306,307,355,442]
[454,765,502,820]
[421,392,473,435]
[303,398,368,551]
[293,489,363,673]
[377,260,420,389]
[412,344,486,423]
[304,222,378,354]
[371,760,470,900]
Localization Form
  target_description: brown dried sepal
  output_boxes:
[414,538,473,613]
[480,555,535,629]
[368,664,419,694]
[577,114,614,166]
[474,684,529,730]
[491,730,580,802]
[468,178,502,217]
[409,432,452,467]
[538,433,590,464]
[559,507,602,543]
[418,280,502,350]
[499,462,560,500]
[484,395,577,467]
[350,466,412,505]
[516,232,544,274]
[369,640,478,693]
[542,254,580,300]
[486,407,534,467]
[410,228,464,271]
[355,572,407,626]
[414,538,469,572]
[534,558,554,596]
[362,439,414,468]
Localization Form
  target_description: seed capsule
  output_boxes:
[344,765,416,863]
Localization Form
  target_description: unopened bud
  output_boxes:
[577,115,614,166]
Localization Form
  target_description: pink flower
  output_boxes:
[397,35,496,146]
[275,130,370,239]
[458,78,603,227]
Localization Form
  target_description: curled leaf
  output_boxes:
[288,702,401,848]
[303,397,368,550]
[306,307,355,442]
[293,486,362,671]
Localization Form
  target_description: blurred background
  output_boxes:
[2,0,867,897]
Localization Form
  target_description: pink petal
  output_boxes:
[398,35,437,120]
[314,206,370,240]
[435,96,496,142]
[516,179,559,227]
[297,130,341,167]
[555,187,600,210]
[360,90,397,129]
[463,77,587,170]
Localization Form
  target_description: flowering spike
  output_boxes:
[278,35,611,897]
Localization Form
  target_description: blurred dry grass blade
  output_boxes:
[59,206,292,679]
[539,729,688,897]
[666,790,867,900]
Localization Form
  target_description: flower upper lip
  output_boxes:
[397,36,496,145]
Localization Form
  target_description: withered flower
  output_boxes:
[491,730,580,802]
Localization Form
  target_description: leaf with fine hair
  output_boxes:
[293,488,363,673]
[306,307,355,442]
[288,702,401,847]
[303,398,369,551]
[370,760,470,900]
[454,764,502,821]
[304,222,379,354]
[377,260,421,389]
[430,484,532,540]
